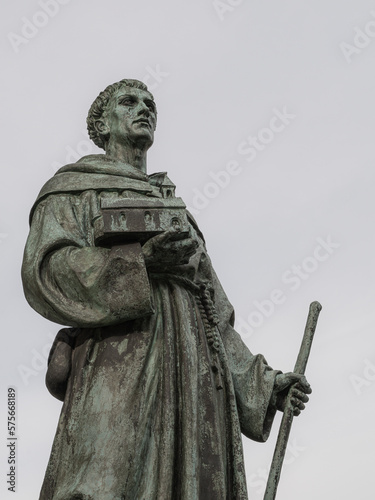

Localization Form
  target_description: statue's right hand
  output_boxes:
[142,228,199,269]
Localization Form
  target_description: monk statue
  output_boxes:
[22,79,311,500]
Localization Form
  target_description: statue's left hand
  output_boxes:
[273,373,312,416]
[142,228,199,269]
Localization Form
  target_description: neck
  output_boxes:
[105,140,148,174]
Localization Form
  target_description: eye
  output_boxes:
[119,96,136,106]
[146,101,156,112]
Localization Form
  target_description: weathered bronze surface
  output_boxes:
[96,195,189,245]
[22,79,312,500]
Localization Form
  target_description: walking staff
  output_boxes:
[264,301,322,500]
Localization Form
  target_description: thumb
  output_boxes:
[276,373,311,394]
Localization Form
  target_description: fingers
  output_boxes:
[289,386,310,416]
[151,229,177,247]
[290,396,305,417]
[152,229,198,250]
[143,230,199,268]
[275,373,312,417]
[293,407,302,417]
[166,237,198,257]
[182,239,199,258]
[297,376,312,395]
[282,373,312,394]
[290,397,305,410]
[290,387,309,403]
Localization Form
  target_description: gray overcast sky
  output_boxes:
[1,1,374,498]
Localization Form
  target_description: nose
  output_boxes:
[137,100,150,116]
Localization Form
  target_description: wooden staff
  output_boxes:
[263,301,322,500]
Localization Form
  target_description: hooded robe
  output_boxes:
[22,154,279,500]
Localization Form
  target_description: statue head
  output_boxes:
[87,79,157,151]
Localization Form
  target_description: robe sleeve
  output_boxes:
[21,190,154,327]
[210,265,280,442]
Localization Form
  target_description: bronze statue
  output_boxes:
[22,79,311,500]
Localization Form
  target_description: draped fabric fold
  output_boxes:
[22,155,279,500]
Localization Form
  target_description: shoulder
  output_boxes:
[29,155,155,224]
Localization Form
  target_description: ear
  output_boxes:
[94,119,110,136]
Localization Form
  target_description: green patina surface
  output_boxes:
[22,79,312,500]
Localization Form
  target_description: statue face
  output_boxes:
[100,87,157,148]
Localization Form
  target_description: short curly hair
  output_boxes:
[86,79,156,150]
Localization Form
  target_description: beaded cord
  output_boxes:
[150,273,224,390]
